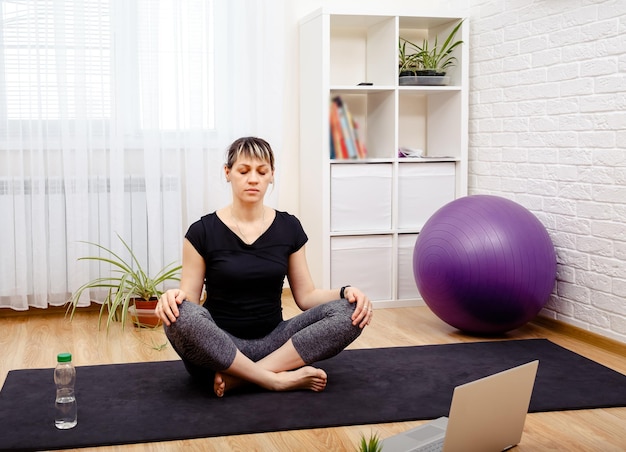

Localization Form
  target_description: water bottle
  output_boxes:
[54,352,77,429]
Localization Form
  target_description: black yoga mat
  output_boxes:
[1,338,626,451]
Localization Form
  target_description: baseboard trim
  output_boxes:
[533,315,626,356]
[0,303,101,318]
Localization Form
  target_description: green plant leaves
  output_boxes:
[65,232,182,332]
[358,432,383,452]
[399,19,464,74]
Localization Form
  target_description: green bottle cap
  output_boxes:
[57,352,72,363]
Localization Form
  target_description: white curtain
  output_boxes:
[0,0,286,310]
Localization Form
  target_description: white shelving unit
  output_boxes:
[299,9,469,308]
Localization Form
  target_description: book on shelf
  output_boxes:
[330,100,348,159]
[330,96,367,160]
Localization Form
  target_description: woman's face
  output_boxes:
[226,156,274,204]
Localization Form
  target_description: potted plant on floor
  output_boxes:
[399,19,464,86]
[66,233,182,331]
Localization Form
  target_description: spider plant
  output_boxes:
[398,37,422,76]
[399,19,464,75]
[66,233,181,331]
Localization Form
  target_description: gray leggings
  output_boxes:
[164,299,362,380]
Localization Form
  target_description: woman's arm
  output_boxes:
[177,239,206,303]
[287,246,373,328]
[156,239,206,325]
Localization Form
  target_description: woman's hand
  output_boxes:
[156,289,186,326]
[344,286,373,329]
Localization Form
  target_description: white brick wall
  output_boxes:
[468,0,626,344]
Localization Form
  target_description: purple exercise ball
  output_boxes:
[413,195,557,334]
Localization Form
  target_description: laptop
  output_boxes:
[382,360,539,452]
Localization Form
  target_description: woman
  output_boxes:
[156,136,373,397]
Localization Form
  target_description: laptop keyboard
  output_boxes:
[412,437,444,452]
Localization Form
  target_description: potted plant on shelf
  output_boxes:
[398,37,422,77]
[66,233,182,331]
[399,19,464,86]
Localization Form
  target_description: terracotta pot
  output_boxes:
[131,297,161,328]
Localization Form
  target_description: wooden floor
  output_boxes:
[1,297,625,452]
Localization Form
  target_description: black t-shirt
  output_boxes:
[185,210,308,339]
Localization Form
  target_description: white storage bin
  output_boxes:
[398,162,456,229]
[397,234,420,300]
[330,235,392,301]
[331,163,392,232]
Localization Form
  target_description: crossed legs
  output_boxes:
[212,341,327,397]
[164,300,361,397]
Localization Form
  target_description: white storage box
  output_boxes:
[398,162,456,229]
[330,235,392,301]
[397,234,420,301]
[331,164,392,232]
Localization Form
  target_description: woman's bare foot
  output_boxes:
[213,366,328,397]
[273,366,328,392]
[214,372,246,397]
